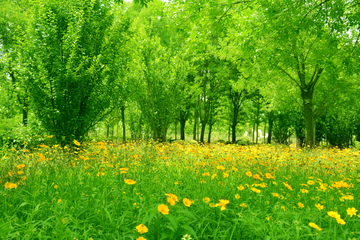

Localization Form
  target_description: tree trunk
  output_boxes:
[180,118,186,141]
[303,97,316,147]
[207,123,213,143]
[200,122,206,143]
[302,89,316,147]
[22,102,28,127]
[252,121,255,144]
[193,109,198,141]
[175,120,177,140]
[121,105,126,143]
[263,121,266,144]
[267,112,274,144]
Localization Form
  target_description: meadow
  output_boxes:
[1,140,360,240]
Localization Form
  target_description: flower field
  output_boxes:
[1,141,360,239]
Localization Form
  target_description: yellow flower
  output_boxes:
[336,218,346,225]
[246,171,252,177]
[17,164,25,169]
[209,203,217,207]
[136,237,146,240]
[266,216,270,221]
[54,184,58,189]
[283,182,293,191]
[165,193,179,202]
[124,179,136,185]
[57,199,62,203]
[253,174,263,180]
[346,207,358,217]
[341,195,354,201]
[158,204,169,215]
[307,180,315,185]
[73,140,81,146]
[4,182,18,189]
[17,171,24,175]
[272,193,279,198]
[216,166,225,170]
[281,206,286,211]
[203,197,210,203]
[240,203,247,208]
[251,187,261,193]
[300,189,309,193]
[136,224,148,234]
[218,199,229,211]
[298,202,304,209]
[223,172,229,178]
[315,203,324,211]
[183,198,194,207]
[167,197,176,206]
[237,185,245,191]
[327,211,341,219]
[309,222,322,231]
[265,173,275,179]
[235,194,240,199]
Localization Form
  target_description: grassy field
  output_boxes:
[1,140,360,239]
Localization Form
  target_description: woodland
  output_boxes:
[1,0,360,148]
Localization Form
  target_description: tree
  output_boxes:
[255,0,360,147]
[23,0,121,144]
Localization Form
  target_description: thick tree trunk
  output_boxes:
[180,118,186,141]
[303,95,316,147]
[231,123,237,144]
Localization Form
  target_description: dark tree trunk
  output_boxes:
[22,101,28,126]
[180,119,186,140]
[267,112,274,144]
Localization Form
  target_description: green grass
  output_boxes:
[1,141,360,239]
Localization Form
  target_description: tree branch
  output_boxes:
[278,66,302,89]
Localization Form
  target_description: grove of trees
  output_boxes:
[1,0,360,148]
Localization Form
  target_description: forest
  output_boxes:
[1,1,360,239]
[1,0,360,148]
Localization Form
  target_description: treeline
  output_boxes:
[0,0,359,148]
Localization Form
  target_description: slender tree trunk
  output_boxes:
[263,121,266,144]
[207,123,213,143]
[200,122,206,143]
[175,120,177,140]
[193,109,198,141]
[252,121,255,144]
[228,120,231,142]
[267,112,274,144]
[121,105,126,143]
[106,123,110,138]
[22,102,28,127]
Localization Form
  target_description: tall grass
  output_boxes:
[1,141,360,239]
